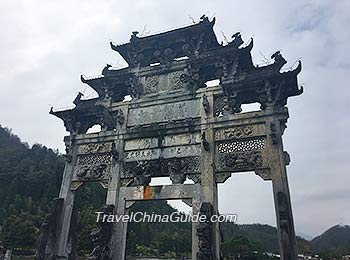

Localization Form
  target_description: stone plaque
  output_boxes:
[127,99,200,126]
[124,145,201,161]
[214,124,266,141]
[124,133,201,151]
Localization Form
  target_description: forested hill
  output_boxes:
[0,125,349,258]
[311,225,350,256]
[0,126,64,223]
[0,125,65,249]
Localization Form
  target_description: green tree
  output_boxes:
[1,213,37,249]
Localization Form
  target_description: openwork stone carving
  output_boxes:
[77,153,112,165]
[217,138,265,153]
[123,156,200,185]
[213,95,225,117]
[76,164,109,181]
[75,143,113,182]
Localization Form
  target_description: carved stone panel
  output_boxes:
[213,95,226,117]
[74,142,114,184]
[217,138,265,153]
[215,125,270,176]
[127,99,200,126]
[122,156,200,185]
[124,144,201,162]
[214,125,266,141]
[219,151,263,171]
[124,133,201,151]
[77,143,113,155]
[215,133,269,173]
[138,71,191,95]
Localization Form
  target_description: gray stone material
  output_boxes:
[42,15,302,260]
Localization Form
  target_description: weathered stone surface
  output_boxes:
[127,99,200,126]
[196,202,214,260]
[34,198,64,260]
[47,15,302,260]
[89,205,114,260]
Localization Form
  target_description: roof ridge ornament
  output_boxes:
[51,17,302,132]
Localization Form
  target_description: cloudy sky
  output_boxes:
[0,0,349,238]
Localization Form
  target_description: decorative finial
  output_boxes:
[73,92,84,105]
[131,31,139,41]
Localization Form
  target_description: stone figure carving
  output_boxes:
[76,164,109,181]
[90,205,114,260]
[201,132,210,151]
[220,151,263,170]
[34,198,64,260]
[277,192,293,260]
[114,109,125,125]
[99,109,115,131]
[196,202,214,260]
[202,94,210,113]
[123,157,201,186]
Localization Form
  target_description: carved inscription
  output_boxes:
[127,100,200,126]
[214,125,265,141]
[124,133,201,151]
[125,145,200,161]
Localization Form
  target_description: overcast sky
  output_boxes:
[0,0,349,238]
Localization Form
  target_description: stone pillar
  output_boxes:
[268,116,297,260]
[110,196,128,260]
[56,136,77,259]
[105,140,123,205]
[105,104,128,206]
[108,105,128,260]
[106,147,126,260]
[192,185,202,258]
[199,93,220,259]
